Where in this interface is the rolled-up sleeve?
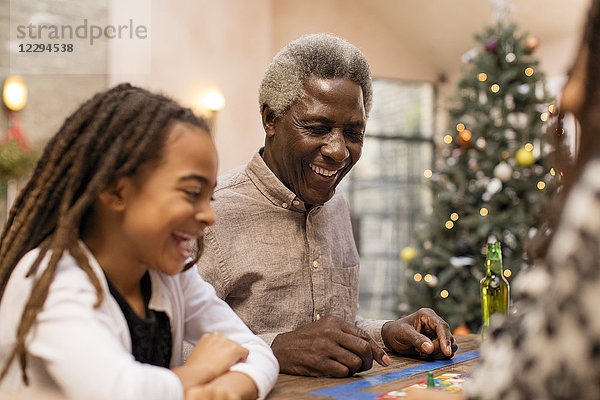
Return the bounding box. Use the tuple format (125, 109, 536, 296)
(181, 269, 279, 399)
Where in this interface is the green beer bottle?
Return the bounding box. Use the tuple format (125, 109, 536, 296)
(480, 241, 509, 338)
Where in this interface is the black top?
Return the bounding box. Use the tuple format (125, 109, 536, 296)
(106, 272, 172, 368)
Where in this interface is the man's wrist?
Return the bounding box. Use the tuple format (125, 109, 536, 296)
(381, 321, 394, 350)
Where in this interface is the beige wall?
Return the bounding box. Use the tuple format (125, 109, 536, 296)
(109, 0, 274, 173)
(270, 0, 440, 81)
(3, 0, 588, 174)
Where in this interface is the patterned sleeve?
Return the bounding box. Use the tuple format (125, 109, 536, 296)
(464, 160, 600, 400)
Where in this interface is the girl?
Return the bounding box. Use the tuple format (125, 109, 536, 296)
(0, 84, 278, 400)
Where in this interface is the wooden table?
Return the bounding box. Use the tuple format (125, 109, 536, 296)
(267, 334, 480, 399)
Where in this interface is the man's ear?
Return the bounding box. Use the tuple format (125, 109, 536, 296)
(97, 178, 129, 212)
(261, 105, 277, 138)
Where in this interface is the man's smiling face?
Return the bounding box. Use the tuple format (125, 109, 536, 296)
(263, 77, 366, 207)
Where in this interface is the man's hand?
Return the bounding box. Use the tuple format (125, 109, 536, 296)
(381, 308, 457, 360)
(271, 315, 390, 377)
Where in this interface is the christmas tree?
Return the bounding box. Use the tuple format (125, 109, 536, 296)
(403, 15, 564, 332)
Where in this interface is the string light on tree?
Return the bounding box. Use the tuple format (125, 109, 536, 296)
(424, 274, 438, 286)
(537, 181, 546, 190)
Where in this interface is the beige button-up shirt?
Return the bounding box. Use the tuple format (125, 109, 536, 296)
(197, 151, 388, 346)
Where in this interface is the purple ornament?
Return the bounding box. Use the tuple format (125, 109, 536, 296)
(485, 38, 498, 53)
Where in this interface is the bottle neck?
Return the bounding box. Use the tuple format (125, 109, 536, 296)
(486, 243, 503, 275)
(487, 258, 503, 275)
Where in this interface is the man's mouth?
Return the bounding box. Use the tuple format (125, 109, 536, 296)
(308, 162, 343, 178)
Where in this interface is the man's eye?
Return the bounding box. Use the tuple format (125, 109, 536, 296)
(306, 126, 329, 135)
(345, 130, 365, 141)
(346, 130, 364, 137)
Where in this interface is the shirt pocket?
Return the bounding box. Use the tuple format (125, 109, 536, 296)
(330, 264, 359, 323)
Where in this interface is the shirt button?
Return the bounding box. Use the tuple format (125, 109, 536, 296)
(292, 200, 300, 206)
(312, 260, 318, 269)
(282, 202, 288, 209)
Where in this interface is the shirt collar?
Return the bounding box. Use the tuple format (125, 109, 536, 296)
(246, 149, 308, 212)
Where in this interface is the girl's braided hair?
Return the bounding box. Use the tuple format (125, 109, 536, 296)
(0, 83, 209, 384)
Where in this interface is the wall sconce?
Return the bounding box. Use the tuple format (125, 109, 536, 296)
(3, 76, 28, 111)
(198, 89, 225, 132)
(2, 75, 30, 151)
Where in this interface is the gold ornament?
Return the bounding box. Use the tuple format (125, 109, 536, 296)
(401, 246, 418, 263)
(515, 147, 535, 167)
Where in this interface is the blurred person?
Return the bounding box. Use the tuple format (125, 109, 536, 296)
(405, 0, 600, 399)
(196, 33, 457, 378)
(0, 84, 278, 400)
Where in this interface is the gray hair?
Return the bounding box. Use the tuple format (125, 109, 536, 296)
(259, 33, 373, 119)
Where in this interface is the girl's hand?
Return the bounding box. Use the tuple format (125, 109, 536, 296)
(186, 332, 249, 379)
(173, 332, 249, 390)
(185, 385, 241, 400)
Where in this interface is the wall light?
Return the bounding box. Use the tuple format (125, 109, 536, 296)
(197, 89, 225, 132)
(3, 76, 28, 111)
(200, 90, 225, 112)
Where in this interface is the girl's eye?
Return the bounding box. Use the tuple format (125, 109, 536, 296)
(183, 189, 202, 199)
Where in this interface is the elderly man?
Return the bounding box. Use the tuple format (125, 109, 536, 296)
(197, 33, 457, 377)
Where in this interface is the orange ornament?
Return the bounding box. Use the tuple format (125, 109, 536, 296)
(452, 324, 471, 335)
(525, 36, 539, 52)
(456, 129, 473, 148)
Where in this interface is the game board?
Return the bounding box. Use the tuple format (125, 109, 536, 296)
(309, 350, 479, 400)
(376, 373, 469, 398)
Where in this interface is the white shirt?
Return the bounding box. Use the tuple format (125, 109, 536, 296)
(0, 244, 279, 400)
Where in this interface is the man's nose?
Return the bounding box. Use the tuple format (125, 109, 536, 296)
(321, 130, 349, 162)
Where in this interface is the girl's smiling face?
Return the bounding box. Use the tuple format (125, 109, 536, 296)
(115, 122, 218, 276)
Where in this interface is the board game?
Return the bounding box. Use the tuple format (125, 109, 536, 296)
(376, 373, 469, 398)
